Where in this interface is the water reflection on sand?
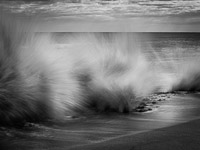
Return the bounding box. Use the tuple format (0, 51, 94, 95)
(1, 93, 200, 149)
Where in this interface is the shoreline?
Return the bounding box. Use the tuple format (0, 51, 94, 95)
(0, 92, 200, 150)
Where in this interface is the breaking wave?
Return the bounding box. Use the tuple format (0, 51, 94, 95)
(1, 13, 200, 125)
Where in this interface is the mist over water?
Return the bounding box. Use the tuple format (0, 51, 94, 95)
(142, 33, 200, 92)
(1, 15, 200, 125)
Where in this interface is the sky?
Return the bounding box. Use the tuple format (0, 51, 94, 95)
(1, 0, 200, 32)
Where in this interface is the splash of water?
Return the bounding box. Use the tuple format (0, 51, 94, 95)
(1, 14, 200, 126)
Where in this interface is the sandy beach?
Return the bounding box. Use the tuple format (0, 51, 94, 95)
(0, 93, 200, 150)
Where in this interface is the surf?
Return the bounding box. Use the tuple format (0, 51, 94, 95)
(1, 14, 200, 126)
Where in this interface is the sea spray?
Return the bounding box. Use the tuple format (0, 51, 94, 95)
(3, 14, 200, 126)
(0, 15, 160, 125)
(171, 57, 200, 91)
(150, 42, 200, 92)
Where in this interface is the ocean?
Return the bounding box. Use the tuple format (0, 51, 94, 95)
(1, 31, 200, 149)
(1, 0, 200, 149)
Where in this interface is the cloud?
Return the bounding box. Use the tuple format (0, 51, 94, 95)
(0, 0, 200, 19)
(1, 0, 200, 32)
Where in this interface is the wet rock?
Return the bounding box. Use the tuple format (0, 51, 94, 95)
(137, 106, 145, 109)
(142, 98, 150, 102)
(136, 109, 145, 112)
(152, 101, 157, 104)
(147, 108, 152, 111)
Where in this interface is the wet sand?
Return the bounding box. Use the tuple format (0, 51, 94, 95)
(0, 93, 200, 150)
(70, 118, 200, 150)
